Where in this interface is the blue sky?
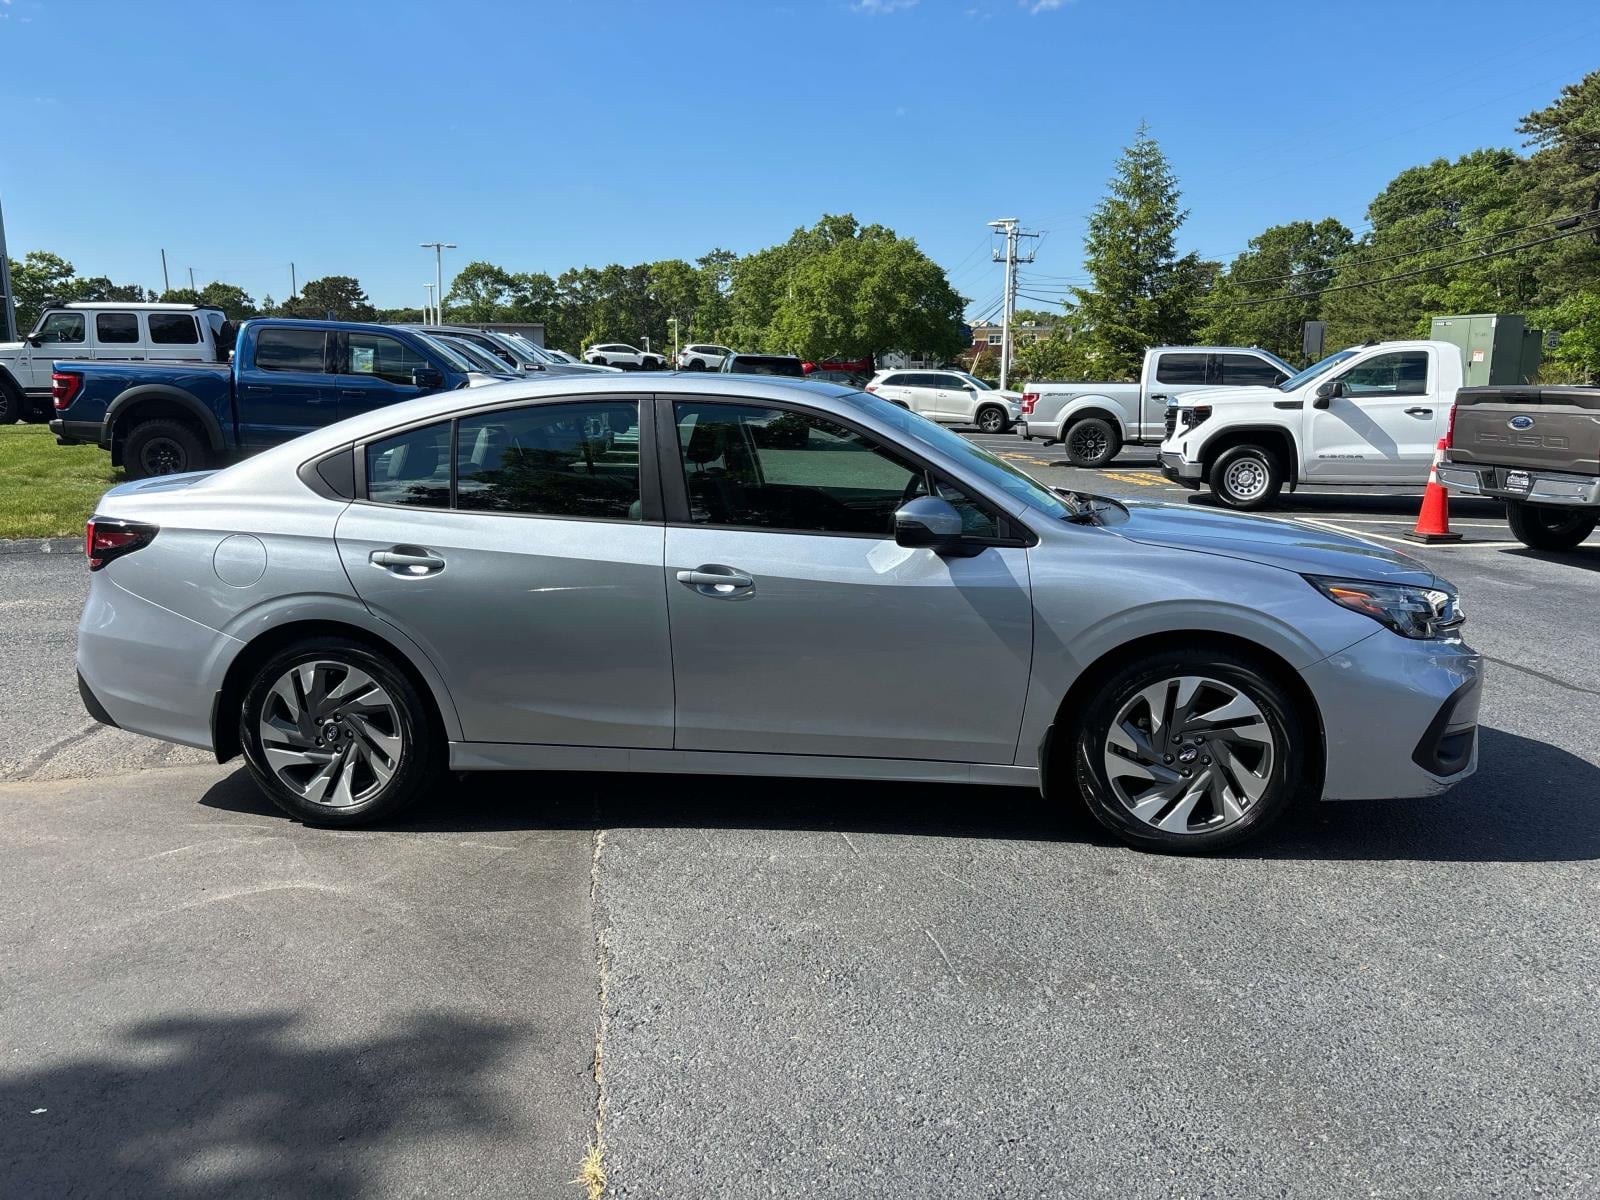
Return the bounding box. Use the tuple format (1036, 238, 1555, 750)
(2, 0, 1596, 320)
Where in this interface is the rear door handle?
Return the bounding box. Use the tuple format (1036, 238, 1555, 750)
(340, 388, 367, 399)
(676, 564, 754, 597)
(370, 546, 446, 576)
(1405, 407, 1433, 416)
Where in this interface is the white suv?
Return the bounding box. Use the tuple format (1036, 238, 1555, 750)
(865, 368, 1020, 433)
(584, 343, 663, 370)
(1, 302, 227, 423)
(677, 343, 732, 371)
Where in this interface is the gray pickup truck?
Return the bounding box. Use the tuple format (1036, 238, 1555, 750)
(1438, 384, 1600, 550)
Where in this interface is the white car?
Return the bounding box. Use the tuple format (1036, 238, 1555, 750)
(584, 343, 663, 370)
(864, 368, 1020, 434)
(676, 343, 732, 371)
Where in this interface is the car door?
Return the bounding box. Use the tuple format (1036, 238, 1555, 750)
(1305, 349, 1437, 481)
(235, 326, 340, 449)
(335, 398, 673, 747)
(91, 311, 143, 362)
(661, 395, 1033, 763)
(30, 311, 90, 390)
(336, 329, 438, 421)
(145, 311, 207, 363)
(1147, 352, 1209, 439)
(929, 373, 974, 422)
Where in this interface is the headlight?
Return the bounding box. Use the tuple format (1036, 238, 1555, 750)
(1179, 405, 1212, 430)
(1305, 575, 1463, 639)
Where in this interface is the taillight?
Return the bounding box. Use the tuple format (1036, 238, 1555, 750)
(1021, 390, 1038, 415)
(52, 370, 83, 411)
(864, 383, 877, 393)
(85, 518, 158, 570)
(1445, 402, 1457, 447)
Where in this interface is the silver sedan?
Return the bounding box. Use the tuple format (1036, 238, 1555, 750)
(75, 375, 1481, 852)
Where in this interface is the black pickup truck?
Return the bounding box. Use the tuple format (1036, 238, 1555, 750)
(1438, 385, 1600, 550)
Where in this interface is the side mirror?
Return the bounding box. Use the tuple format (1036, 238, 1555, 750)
(26, 337, 43, 348)
(412, 366, 444, 391)
(1312, 378, 1342, 408)
(894, 496, 982, 557)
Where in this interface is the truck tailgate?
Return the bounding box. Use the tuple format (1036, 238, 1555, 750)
(1450, 385, 1600, 476)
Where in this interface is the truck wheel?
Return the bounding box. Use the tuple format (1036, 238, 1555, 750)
(975, 404, 1009, 434)
(1211, 444, 1282, 510)
(124, 419, 209, 480)
(0, 375, 21, 425)
(1063, 417, 1121, 467)
(1505, 500, 1598, 551)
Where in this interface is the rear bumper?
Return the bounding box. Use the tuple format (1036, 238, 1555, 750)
(1300, 630, 1482, 802)
(1159, 450, 1203, 487)
(1437, 461, 1599, 507)
(50, 418, 103, 447)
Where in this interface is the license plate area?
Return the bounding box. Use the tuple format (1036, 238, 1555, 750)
(1503, 470, 1532, 493)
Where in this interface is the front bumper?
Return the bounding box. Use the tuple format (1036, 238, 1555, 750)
(1300, 630, 1482, 801)
(1437, 461, 1600, 508)
(1158, 449, 1203, 488)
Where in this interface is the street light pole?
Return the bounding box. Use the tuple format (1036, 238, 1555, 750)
(420, 241, 456, 325)
(424, 284, 435, 325)
(667, 316, 679, 362)
(0, 192, 16, 342)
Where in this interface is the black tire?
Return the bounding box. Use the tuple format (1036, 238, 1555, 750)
(0, 374, 21, 425)
(1069, 647, 1306, 854)
(123, 418, 209, 480)
(975, 404, 1009, 434)
(1210, 444, 1282, 510)
(688, 359, 705, 371)
(1063, 416, 1121, 468)
(1505, 500, 1598, 551)
(239, 637, 444, 827)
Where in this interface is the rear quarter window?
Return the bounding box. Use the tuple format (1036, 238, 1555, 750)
(148, 314, 200, 345)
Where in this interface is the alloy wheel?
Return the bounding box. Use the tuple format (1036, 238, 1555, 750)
(1101, 674, 1276, 835)
(141, 437, 187, 476)
(1069, 424, 1108, 462)
(258, 660, 403, 808)
(977, 408, 1005, 433)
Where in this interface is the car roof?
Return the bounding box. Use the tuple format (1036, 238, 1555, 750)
(49, 302, 221, 312)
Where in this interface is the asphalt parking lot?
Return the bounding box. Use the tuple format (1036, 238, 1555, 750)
(3, 436, 1598, 1198)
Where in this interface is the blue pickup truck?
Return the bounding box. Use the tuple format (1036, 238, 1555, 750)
(49, 318, 473, 478)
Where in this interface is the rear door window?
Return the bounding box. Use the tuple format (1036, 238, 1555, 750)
(1154, 353, 1207, 385)
(95, 313, 140, 344)
(365, 421, 453, 508)
(456, 402, 641, 520)
(148, 313, 200, 345)
(256, 328, 330, 373)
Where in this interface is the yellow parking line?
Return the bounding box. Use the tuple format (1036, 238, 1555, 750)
(1102, 471, 1163, 487)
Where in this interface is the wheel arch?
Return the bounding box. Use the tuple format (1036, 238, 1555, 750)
(211, 617, 459, 763)
(1057, 397, 1131, 438)
(1039, 630, 1325, 798)
(1198, 425, 1299, 484)
(107, 386, 228, 454)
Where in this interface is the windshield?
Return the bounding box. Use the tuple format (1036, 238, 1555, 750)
(956, 372, 993, 391)
(477, 331, 539, 366)
(415, 334, 478, 374)
(852, 394, 1073, 521)
(439, 337, 512, 374)
(507, 334, 558, 363)
(1279, 349, 1356, 392)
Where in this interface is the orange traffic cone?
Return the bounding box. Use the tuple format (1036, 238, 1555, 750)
(1406, 437, 1462, 543)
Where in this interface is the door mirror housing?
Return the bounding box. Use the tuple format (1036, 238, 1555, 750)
(894, 496, 983, 557)
(412, 366, 445, 391)
(1312, 377, 1343, 408)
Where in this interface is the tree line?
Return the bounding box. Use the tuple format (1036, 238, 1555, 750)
(1016, 68, 1600, 384)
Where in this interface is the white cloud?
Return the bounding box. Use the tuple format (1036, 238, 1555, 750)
(1026, 0, 1066, 12)
(853, 0, 918, 13)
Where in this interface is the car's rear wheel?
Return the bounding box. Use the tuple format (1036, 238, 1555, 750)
(688, 359, 705, 370)
(1210, 444, 1282, 510)
(124, 418, 208, 480)
(240, 638, 443, 826)
(1505, 500, 1598, 551)
(1064, 417, 1121, 467)
(1071, 648, 1305, 853)
(975, 404, 1009, 434)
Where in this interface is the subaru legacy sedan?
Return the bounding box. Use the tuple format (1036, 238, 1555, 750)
(74, 375, 1481, 853)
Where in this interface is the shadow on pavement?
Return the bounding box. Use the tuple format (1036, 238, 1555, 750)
(1184, 490, 1505, 519)
(199, 725, 1598, 864)
(0, 1012, 522, 1198)
(1502, 545, 1600, 571)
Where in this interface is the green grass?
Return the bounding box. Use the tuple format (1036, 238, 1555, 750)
(0, 424, 123, 539)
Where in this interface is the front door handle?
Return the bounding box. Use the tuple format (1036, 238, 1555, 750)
(676, 564, 754, 598)
(370, 546, 445, 576)
(340, 388, 367, 399)
(1405, 406, 1433, 416)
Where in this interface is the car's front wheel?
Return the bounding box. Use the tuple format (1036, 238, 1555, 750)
(240, 638, 443, 826)
(1070, 648, 1305, 853)
(1505, 500, 1598, 551)
(975, 404, 1009, 434)
(1210, 444, 1282, 510)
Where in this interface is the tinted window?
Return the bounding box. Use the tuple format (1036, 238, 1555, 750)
(1218, 354, 1287, 387)
(1342, 351, 1429, 398)
(148, 313, 200, 345)
(878, 374, 909, 387)
(95, 313, 139, 344)
(675, 401, 926, 536)
(37, 312, 85, 344)
(366, 422, 452, 508)
(1154, 353, 1208, 385)
(347, 332, 429, 385)
(457, 402, 641, 520)
(256, 328, 328, 373)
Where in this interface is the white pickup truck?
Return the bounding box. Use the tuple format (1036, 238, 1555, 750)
(1158, 339, 1466, 509)
(1018, 345, 1293, 467)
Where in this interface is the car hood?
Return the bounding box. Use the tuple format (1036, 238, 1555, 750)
(0, 341, 23, 357)
(1175, 385, 1285, 407)
(1108, 498, 1441, 586)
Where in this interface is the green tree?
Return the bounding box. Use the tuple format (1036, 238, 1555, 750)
(196, 282, 258, 319)
(280, 276, 376, 322)
(694, 249, 736, 343)
(445, 261, 517, 322)
(1533, 287, 1600, 382)
(1201, 219, 1353, 363)
(8, 251, 80, 331)
(1069, 125, 1205, 379)
(1517, 68, 1600, 302)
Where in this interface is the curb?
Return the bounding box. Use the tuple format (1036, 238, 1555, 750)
(0, 537, 80, 556)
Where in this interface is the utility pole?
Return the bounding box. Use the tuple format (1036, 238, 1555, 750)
(667, 316, 679, 362)
(988, 217, 1038, 391)
(0, 192, 15, 342)
(160, 248, 171, 296)
(420, 241, 456, 324)
(289, 262, 297, 301)
(424, 284, 435, 325)
(188, 267, 196, 293)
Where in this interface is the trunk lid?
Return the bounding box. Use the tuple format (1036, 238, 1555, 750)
(1450, 385, 1600, 476)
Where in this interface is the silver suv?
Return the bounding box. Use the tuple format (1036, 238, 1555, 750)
(74, 375, 1480, 853)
